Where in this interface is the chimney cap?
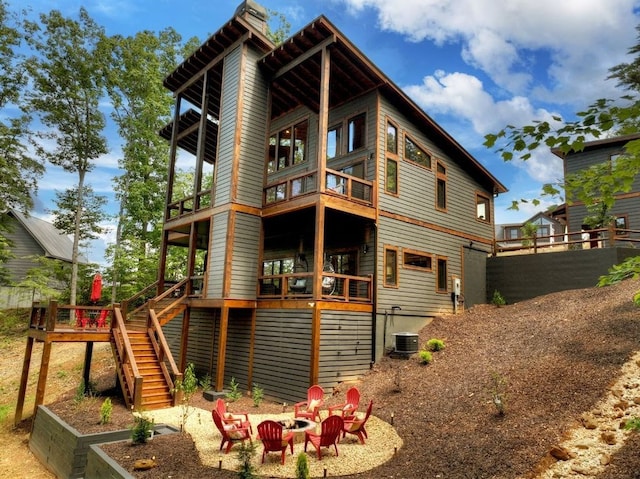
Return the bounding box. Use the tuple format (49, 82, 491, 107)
(234, 0, 268, 22)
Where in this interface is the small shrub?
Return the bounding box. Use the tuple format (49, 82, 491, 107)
(199, 373, 212, 390)
(0, 404, 10, 423)
(252, 384, 264, 407)
(131, 415, 154, 444)
(488, 372, 507, 416)
(425, 338, 445, 352)
(418, 350, 433, 365)
(225, 377, 242, 402)
(295, 452, 310, 479)
(100, 397, 112, 425)
(74, 379, 96, 403)
(237, 440, 258, 479)
(624, 417, 640, 431)
(491, 290, 506, 307)
(173, 363, 199, 432)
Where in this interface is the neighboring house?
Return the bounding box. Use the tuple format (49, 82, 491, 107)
(154, 0, 507, 402)
(0, 209, 77, 308)
(496, 211, 566, 249)
(552, 133, 640, 243)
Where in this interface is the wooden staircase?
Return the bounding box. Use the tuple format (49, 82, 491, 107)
(111, 280, 187, 411)
(126, 331, 173, 409)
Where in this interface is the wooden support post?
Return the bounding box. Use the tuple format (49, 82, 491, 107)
(14, 336, 34, 425)
(33, 340, 53, 418)
(215, 306, 229, 391)
(310, 303, 321, 386)
(83, 342, 94, 393)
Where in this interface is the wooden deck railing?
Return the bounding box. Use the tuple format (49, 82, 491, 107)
(27, 300, 114, 331)
(494, 225, 640, 255)
(258, 272, 372, 302)
(166, 189, 212, 221)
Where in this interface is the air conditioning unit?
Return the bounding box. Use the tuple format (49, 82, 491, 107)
(393, 332, 419, 355)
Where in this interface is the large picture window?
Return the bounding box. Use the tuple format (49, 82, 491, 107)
(268, 119, 308, 173)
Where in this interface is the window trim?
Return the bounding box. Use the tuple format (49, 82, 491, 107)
(436, 255, 448, 293)
(403, 133, 432, 170)
(347, 112, 367, 153)
(475, 192, 491, 223)
(386, 119, 399, 155)
(402, 248, 433, 272)
(615, 214, 629, 236)
(383, 246, 399, 288)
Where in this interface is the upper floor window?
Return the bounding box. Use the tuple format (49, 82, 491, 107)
(476, 193, 490, 222)
(268, 119, 308, 173)
(387, 122, 397, 154)
(404, 135, 431, 169)
(327, 124, 342, 160)
(385, 158, 398, 195)
(348, 112, 366, 152)
(436, 161, 447, 210)
(615, 215, 629, 235)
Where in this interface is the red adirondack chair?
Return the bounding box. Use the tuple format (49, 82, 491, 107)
(96, 309, 109, 328)
(328, 386, 360, 419)
(257, 420, 294, 464)
(215, 398, 252, 433)
(304, 415, 343, 460)
(342, 400, 373, 444)
(294, 384, 324, 422)
(75, 310, 87, 328)
(212, 409, 251, 453)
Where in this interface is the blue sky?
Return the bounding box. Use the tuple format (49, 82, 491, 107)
(11, 0, 640, 264)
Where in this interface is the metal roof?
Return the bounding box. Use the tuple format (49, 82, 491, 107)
(10, 209, 85, 263)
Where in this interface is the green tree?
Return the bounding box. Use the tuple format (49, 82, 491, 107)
(520, 222, 537, 248)
(0, 2, 43, 280)
(266, 9, 290, 45)
(100, 29, 186, 301)
(23, 8, 108, 307)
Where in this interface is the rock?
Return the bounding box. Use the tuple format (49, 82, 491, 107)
(633, 397, 640, 405)
(571, 465, 593, 475)
(581, 415, 598, 429)
(550, 445, 574, 461)
(601, 454, 612, 466)
(613, 399, 629, 410)
(134, 458, 157, 470)
(600, 432, 617, 445)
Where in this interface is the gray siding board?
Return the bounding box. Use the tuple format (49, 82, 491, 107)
(215, 46, 242, 206)
(237, 46, 269, 206)
(207, 212, 229, 297)
(4, 217, 46, 283)
(230, 213, 261, 298)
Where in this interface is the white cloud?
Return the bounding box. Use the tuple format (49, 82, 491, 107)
(340, 0, 640, 104)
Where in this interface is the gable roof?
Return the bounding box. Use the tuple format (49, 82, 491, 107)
(9, 210, 81, 263)
(551, 133, 640, 158)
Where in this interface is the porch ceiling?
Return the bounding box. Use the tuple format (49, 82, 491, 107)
(259, 16, 384, 119)
(159, 109, 218, 164)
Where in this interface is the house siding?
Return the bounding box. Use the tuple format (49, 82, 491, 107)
(252, 308, 313, 403)
(236, 45, 269, 207)
(207, 212, 229, 298)
(3, 216, 46, 283)
(230, 212, 261, 298)
(214, 45, 241, 206)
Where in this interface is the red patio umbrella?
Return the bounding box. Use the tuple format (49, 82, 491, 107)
(90, 273, 103, 303)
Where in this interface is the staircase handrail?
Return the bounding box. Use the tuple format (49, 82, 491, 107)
(112, 307, 143, 410)
(148, 309, 183, 406)
(151, 279, 189, 325)
(121, 281, 159, 320)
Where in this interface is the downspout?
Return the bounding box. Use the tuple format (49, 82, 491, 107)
(370, 222, 378, 365)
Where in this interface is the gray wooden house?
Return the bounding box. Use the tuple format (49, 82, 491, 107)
(137, 0, 507, 404)
(0, 209, 77, 309)
(552, 133, 640, 243)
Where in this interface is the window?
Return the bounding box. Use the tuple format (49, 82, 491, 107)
(385, 158, 398, 194)
(267, 119, 308, 173)
(387, 122, 397, 154)
(436, 161, 446, 210)
(476, 193, 490, 222)
(505, 227, 519, 240)
(348, 113, 366, 152)
(384, 247, 398, 287)
(262, 258, 294, 292)
(403, 250, 432, 271)
(615, 215, 628, 235)
(327, 124, 342, 159)
(404, 135, 431, 168)
(436, 257, 447, 292)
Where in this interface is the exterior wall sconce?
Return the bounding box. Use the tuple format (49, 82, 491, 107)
(362, 244, 368, 254)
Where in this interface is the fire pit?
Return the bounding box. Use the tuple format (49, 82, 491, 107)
(277, 418, 315, 433)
